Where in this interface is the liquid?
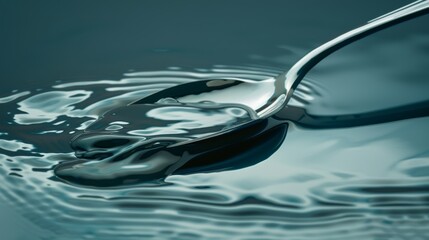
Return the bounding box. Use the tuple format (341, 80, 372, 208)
(1, 64, 429, 239)
(55, 101, 260, 187)
(1, 1, 429, 239)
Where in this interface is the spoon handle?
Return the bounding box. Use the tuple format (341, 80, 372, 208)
(272, 0, 429, 117)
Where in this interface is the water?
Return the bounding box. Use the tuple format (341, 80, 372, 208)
(1, 1, 429, 239)
(55, 100, 259, 187)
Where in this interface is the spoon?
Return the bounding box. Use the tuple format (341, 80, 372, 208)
(54, 1, 429, 187)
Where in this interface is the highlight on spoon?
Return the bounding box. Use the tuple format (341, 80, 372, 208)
(262, 0, 429, 119)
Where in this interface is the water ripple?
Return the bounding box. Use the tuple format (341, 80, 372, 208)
(0, 65, 428, 239)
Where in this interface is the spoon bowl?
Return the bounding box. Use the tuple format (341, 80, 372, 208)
(132, 77, 282, 118)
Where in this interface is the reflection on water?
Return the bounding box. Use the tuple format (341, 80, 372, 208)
(305, 10, 429, 116)
(1, 63, 429, 239)
(55, 101, 259, 187)
(1, 2, 429, 240)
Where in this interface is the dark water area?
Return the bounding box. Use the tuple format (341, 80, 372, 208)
(1, 1, 429, 239)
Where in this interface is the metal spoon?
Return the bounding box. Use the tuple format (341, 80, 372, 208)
(55, 1, 429, 186)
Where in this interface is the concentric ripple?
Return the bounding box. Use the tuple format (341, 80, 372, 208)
(1, 65, 429, 239)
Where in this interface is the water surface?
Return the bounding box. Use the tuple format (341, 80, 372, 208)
(1, 1, 429, 239)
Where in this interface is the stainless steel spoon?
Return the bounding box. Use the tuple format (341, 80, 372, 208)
(54, 1, 429, 187)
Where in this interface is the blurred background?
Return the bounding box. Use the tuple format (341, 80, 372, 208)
(1, 0, 421, 93)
